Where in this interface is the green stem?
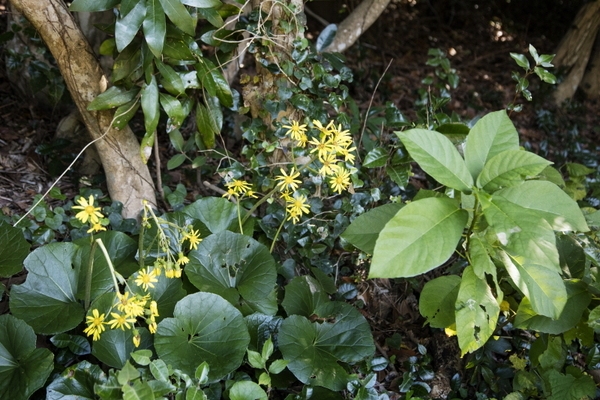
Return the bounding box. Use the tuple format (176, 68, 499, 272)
(84, 239, 98, 311)
(96, 238, 122, 292)
(270, 211, 288, 253)
(237, 200, 244, 234)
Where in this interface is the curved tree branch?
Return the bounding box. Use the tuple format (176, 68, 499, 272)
(9, 0, 156, 218)
(323, 0, 391, 53)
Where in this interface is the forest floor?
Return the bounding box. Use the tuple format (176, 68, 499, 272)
(0, 0, 599, 398)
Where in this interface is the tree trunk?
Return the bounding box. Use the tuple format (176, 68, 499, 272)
(323, 0, 391, 53)
(553, 1, 600, 104)
(9, 0, 156, 219)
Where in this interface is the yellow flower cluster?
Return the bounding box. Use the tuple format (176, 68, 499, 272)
(72, 195, 108, 233)
(223, 179, 257, 200)
(84, 290, 159, 345)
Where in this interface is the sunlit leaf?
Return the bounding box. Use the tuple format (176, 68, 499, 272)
(159, 0, 196, 36)
(477, 149, 552, 191)
(341, 203, 403, 254)
(419, 275, 461, 329)
(115, 1, 146, 51)
(143, 0, 166, 57)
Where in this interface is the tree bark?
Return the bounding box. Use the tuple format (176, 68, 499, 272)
(9, 0, 156, 219)
(323, 0, 391, 53)
(553, 1, 600, 104)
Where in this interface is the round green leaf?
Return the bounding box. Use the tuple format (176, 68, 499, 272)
(278, 302, 375, 391)
(0, 220, 29, 277)
(0, 315, 54, 399)
(281, 276, 329, 318)
(46, 361, 105, 400)
(229, 381, 267, 400)
(10, 242, 85, 334)
(186, 231, 277, 315)
(183, 197, 238, 234)
(154, 292, 250, 380)
(370, 197, 468, 278)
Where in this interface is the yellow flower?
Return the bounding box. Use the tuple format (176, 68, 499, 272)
(296, 132, 308, 148)
(312, 120, 334, 136)
(133, 332, 141, 348)
(275, 167, 302, 192)
(83, 309, 106, 341)
(500, 300, 510, 312)
(318, 153, 340, 177)
(183, 228, 202, 250)
(444, 323, 457, 337)
(329, 168, 351, 194)
(148, 319, 157, 334)
(283, 120, 307, 141)
(149, 300, 159, 317)
(107, 312, 136, 331)
(286, 194, 310, 224)
(308, 135, 335, 161)
(72, 195, 104, 224)
(135, 268, 158, 291)
(226, 179, 252, 195)
(222, 187, 237, 199)
(165, 268, 181, 278)
(176, 252, 189, 266)
(339, 145, 357, 164)
(116, 292, 146, 318)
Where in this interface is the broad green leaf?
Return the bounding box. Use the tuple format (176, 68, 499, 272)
(186, 231, 278, 315)
(534, 67, 556, 84)
(363, 147, 388, 168)
(340, 203, 403, 254)
(70, 0, 119, 11)
(159, 0, 196, 36)
(183, 197, 238, 233)
(557, 234, 586, 279)
(467, 232, 496, 279)
(186, 387, 208, 400)
(279, 302, 375, 391)
(386, 163, 410, 188)
(129, 271, 186, 321)
(181, 0, 221, 7)
(160, 93, 186, 128)
(140, 131, 155, 164)
(316, 24, 337, 53)
(115, 1, 147, 51)
(197, 7, 223, 27)
(156, 60, 185, 96)
(141, 76, 160, 135)
(418, 275, 461, 329)
(397, 129, 473, 192)
(281, 276, 329, 317)
(46, 361, 104, 400)
(10, 243, 84, 334)
(112, 44, 142, 82)
(123, 380, 155, 400)
(480, 195, 560, 271)
(0, 315, 54, 399)
(229, 381, 267, 400)
(515, 280, 591, 334)
(112, 99, 141, 130)
(495, 180, 589, 232)
(245, 314, 283, 352)
(370, 197, 468, 278)
(455, 266, 500, 355)
(499, 251, 567, 319)
(0, 220, 29, 277)
(196, 60, 217, 97)
(143, 0, 167, 57)
(464, 110, 519, 179)
(150, 359, 169, 381)
(546, 369, 596, 400)
(510, 53, 530, 69)
(87, 86, 140, 111)
(476, 149, 552, 191)
(211, 68, 233, 108)
(50, 334, 91, 355)
(196, 103, 217, 148)
(167, 154, 186, 170)
(155, 292, 250, 380)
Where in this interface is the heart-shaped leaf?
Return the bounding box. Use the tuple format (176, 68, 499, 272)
(154, 292, 250, 380)
(46, 361, 105, 400)
(0, 220, 29, 277)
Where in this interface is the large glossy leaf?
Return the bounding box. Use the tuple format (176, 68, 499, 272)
(397, 129, 473, 192)
(494, 180, 589, 232)
(281, 276, 329, 317)
(0, 315, 54, 399)
(143, 0, 166, 57)
(160, 93, 186, 128)
(370, 197, 468, 278)
(183, 197, 238, 233)
(112, 44, 142, 82)
(340, 203, 403, 254)
(515, 280, 591, 334)
(500, 251, 567, 319)
(141, 75, 160, 137)
(129, 272, 186, 321)
(115, 1, 147, 51)
(0, 220, 29, 277)
(419, 275, 461, 329)
(156, 59, 185, 96)
(70, 0, 119, 11)
(186, 231, 277, 315)
(181, 0, 222, 7)
(229, 381, 267, 400)
(455, 266, 500, 355)
(467, 232, 496, 279)
(155, 292, 250, 380)
(10, 243, 84, 334)
(46, 361, 105, 400)
(464, 110, 519, 179)
(476, 149, 552, 191)
(279, 302, 375, 391)
(159, 0, 196, 36)
(87, 86, 140, 111)
(545, 369, 596, 400)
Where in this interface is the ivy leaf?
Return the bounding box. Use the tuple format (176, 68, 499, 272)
(455, 266, 500, 355)
(10, 243, 84, 334)
(281, 276, 329, 317)
(115, 1, 146, 52)
(477, 149, 552, 191)
(515, 280, 591, 334)
(370, 197, 468, 278)
(279, 302, 375, 391)
(0, 315, 54, 399)
(341, 203, 403, 254)
(464, 110, 520, 179)
(397, 129, 473, 192)
(154, 292, 250, 380)
(143, 0, 166, 57)
(46, 361, 105, 400)
(186, 231, 278, 316)
(0, 220, 29, 277)
(494, 180, 589, 232)
(419, 275, 461, 329)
